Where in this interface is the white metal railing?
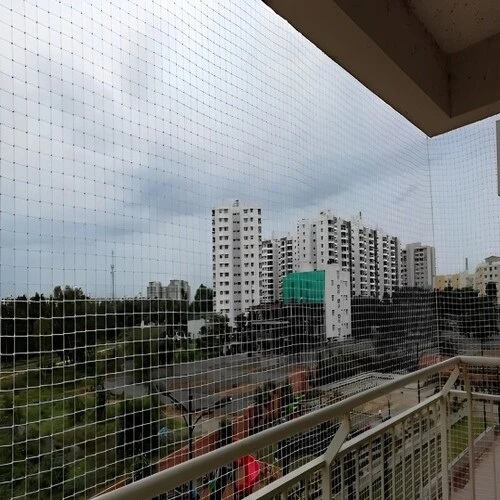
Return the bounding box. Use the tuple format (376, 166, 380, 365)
(98, 356, 500, 500)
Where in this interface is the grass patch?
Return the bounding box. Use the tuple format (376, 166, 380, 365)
(449, 417, 485, 459)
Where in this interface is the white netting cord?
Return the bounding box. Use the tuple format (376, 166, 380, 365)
(0, 0, 499, 499)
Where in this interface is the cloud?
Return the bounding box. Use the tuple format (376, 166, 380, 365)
(0, 0, 498, 298)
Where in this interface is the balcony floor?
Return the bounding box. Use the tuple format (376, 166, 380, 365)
(452, 431, 500, 500)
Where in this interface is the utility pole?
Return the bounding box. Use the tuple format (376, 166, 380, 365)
(111, 250, 116, 301)
(153, 387, 232, 498)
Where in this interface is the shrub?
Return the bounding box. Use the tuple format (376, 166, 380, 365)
(0, 393, 14, 427)
(0, 377, 14, 391)
(66, 396, 87, 426)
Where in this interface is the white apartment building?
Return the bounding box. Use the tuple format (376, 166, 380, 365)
(147, 280, 190, 300)
(403, 243, 436, 289)
(475, 256, 500, 303)
(163, 280, 190, 301)
(401, 248, 408, 286)
(295, 211, 400, 298)
(278, 236, 294, 298)
(350, 218, 376, 297)
(295, 211, 351, 272)
(324, 264, 351, 339)
(212, 200, 261, 325)
(261, 236, 294, 303)
(261, 239, 278, 303)
(146, 281, 162, 299)
(377, 232, 400, 296)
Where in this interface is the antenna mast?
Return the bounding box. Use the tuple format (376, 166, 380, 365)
(111, 250, 116, 300)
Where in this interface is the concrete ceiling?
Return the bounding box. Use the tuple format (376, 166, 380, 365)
(408, 0, 500, 54)
(263, 0, 500, 136)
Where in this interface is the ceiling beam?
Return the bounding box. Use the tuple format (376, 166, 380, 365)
(263, 0, 500, 136)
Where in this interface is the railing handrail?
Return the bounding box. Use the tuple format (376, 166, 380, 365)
(97, 356, 499, 500)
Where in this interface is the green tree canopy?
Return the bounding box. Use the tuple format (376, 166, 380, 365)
(190, 284, 213, 313)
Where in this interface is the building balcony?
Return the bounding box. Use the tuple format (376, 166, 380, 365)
(98, 356, 500, 500)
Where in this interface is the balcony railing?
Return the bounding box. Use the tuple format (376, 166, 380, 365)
(99, 356, 500, 500)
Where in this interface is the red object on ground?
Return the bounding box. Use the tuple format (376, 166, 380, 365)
(236, 455, 260, 493)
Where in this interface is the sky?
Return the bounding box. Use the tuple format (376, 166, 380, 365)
(0, 0, 499, 298)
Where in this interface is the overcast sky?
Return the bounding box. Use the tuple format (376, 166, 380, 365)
(0, 0, 499, 298)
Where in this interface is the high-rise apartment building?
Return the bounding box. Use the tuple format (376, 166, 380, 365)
(403, 243, 436, 289)
(282, 263, 351, 340)
(147, 281, 162, 299)
(147, 280, 190, 300)
(295, 211, 400, 298)
(324, 264, 352, 339)
(212, 200, 261, 325)
(295, 211, 351, 272)
(377, 232, 400, 296)
(401, 248, 408, 286)
(163, 280, 190, 301)
(261, 236, 294, 303)
(350, 217, 377, 297)
(261, 239, 278, 303)
(278, 236, 295, 298)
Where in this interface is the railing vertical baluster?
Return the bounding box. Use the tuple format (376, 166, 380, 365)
(448, 400, 454, 495)
(411, 413, 416, 497)
(402, 418, 407, 499)
(418, 411, 423, 498)
(490, 401, 497, 500)
(391, 426, 396, 500)
(368, 439, 373, 500)
(304, 476, 309, 499)
(355, 448, 360, 500)
(464, 365, 476, 500)
(340, 455, 345, 500)
(430, 405, 435, 497)
(322, 415, 351, 500)
(321, 455, 332, 499)
(440, 394, 449, 500)
(381, 431, 386, 500)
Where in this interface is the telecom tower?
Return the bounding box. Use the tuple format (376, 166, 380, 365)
(110, 250, 115, 300)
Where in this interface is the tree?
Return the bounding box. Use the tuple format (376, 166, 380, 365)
(125, 329, 169, 382)
(486, 282, 498, 299)
(196, 315, 229, 356)
(66, 396, 86, 426)
(96, 381, 107, 422)
(190, 285, 213, 313)
(234, 313, 246, 332)
(117, 397, 160, 458)
(26, 449, 67, 494)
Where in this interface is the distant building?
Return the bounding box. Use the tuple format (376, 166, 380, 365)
(261, 239, 278, 304)
(475, 256, 500, 303)
(260, 235, 294, 303)
(146, 279, 190, 300)
(324, 265, 351, 340)
(283, 264, 351, 340)
(164, 280, 190, 301)
(400, 249, 408, 286)
(247, 302, 324, 350)
(402, 243, 436, 289)
(147, 281, 162, 299)
(350, 215, 400, 298)
(294, 211, 400, 298)
(294, 210, 351, 273)
(435, 272, 474, 290)
(212, 200, 262, 326)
